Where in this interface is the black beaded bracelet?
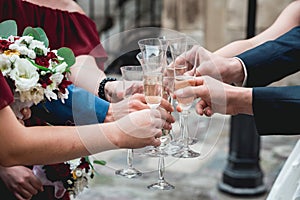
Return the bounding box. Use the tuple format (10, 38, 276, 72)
(98, 77, 117, 101)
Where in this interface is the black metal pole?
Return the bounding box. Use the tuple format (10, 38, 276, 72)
(218, 0, 267, 196)
(246, 0, 257, 39)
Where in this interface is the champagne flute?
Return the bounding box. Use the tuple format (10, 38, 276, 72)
(158, 36, 183, 155)
(170, 38, 201, 158)
(143, 72, 163, 109)
(143, 70, 175, 191)
(138, 38, 175, 190)
(138, 38, 168, 157)
(115, 65, 143, 178)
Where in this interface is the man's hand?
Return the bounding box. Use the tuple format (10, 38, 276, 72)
(173, 76, 253, 116)
(174, 46, 245, 85)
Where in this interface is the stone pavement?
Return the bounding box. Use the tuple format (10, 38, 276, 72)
(73, 110, 300, 200)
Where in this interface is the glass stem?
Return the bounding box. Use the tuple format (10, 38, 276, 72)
(158, 157, 165, 181)
(179, 113, 184, 140)
(182, 111, 189, 150)
(127, 149, 134, 168)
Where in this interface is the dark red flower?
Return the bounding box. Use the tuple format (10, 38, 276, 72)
(35, 56, 50, 68)
(44, 163, 71, 181)
(39, 73, 53, 88)
(58, 78, 72, 93)
(0, 39, 12, 52)
(78, 157, 90, 171)
(47, 51, 58, 62)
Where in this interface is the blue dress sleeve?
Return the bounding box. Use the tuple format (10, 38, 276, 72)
(38, 84, 110, 125)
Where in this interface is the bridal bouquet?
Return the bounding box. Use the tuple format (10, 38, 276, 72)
(0, 20, 106, 200)
(0, 20, 74, 118)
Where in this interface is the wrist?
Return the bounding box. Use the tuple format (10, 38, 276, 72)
(98, 77, 117, 101)
(233, 87, 253, 115)
(104, 104, 114, 123)
(102, 122, 122, 148)
(229, 57, 246, 86)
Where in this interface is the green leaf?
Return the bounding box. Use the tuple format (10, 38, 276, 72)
(34, 27, 49, 47)
(22, 27, 49, 47)
(93, 160, 107, 166)
(57, 47, 75, 67)
(22, 27, 41, 40)
(0, 20, 17, 38)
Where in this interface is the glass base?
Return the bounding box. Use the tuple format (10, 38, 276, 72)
(164, 143, 183, 155)
(144, 147, 169, 157)
(172, 148, 200, 158)
(147, 180, 175, 190)
(172, 137, 198, 146)
(115, 167, 142, 179)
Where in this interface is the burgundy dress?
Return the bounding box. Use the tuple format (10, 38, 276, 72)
(0, 0, 107, 69)
(0, 1, 107, 199)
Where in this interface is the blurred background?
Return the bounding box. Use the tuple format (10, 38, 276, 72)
(76, 0, 299, 86)
(73, 1, 300, 199)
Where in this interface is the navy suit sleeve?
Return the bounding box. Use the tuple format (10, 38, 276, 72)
(33, 84, 110, 125)
(253, 86, 300, 135)
(237, 26, 300, 87)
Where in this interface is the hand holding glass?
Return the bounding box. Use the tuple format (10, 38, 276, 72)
(115, 65, 143, 178)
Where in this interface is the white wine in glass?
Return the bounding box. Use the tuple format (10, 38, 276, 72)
(174, 75, 195, 111)
(143, 72, 163, 109)
(173, 75, 200, 158)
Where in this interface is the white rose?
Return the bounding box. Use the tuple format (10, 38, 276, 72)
(9, 54, 18, 63)
(0, 54, 12, 76)
(9, 58, 39, 91)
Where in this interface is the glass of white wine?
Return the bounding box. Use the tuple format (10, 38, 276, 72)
(143, 72, 163, 109)
(138, 37, 175, 190)
(115, 65, 143, 179)
(138, 38, 170, 157)
(143, 67, 175, 191)
(170, 37, 201, 158)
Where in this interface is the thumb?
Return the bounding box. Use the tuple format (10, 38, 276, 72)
(174, 86, 199, 99)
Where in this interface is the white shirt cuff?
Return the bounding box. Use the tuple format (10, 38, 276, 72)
(233, 57, 247, 87)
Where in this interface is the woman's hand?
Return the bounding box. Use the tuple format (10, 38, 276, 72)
(17, 107, 31, 125)
(110, 109, 171, 148)
(105, 93, 175, 128)
(0, 166, 43, 200)
(105, 80, 144, 103)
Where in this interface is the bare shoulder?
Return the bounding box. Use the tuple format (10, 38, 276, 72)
(22, 0, 86, 15)
(66, 0, 86, 14)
